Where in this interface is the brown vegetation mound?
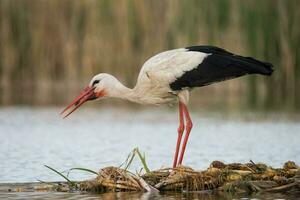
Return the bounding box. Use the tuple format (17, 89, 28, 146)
(80, 161, 300, 194)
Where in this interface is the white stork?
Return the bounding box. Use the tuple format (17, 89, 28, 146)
(61, 46, 273, 168)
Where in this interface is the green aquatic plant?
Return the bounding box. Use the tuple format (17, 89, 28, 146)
(136, 148, 150, 173)
(44, 165, 77, 188)
(68, 167, 98, 176)
(45, 148, 149, 187)
(123, 148, 150, 173)
(44, 165, 99, 191)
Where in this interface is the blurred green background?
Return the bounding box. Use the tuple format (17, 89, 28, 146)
(0, 0, 299, 112)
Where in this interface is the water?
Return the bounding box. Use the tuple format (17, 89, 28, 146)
(1, 191, 300, 200)
(0, 107, 299, 199)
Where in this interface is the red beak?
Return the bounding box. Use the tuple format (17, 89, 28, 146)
(60, 86, 97, 118)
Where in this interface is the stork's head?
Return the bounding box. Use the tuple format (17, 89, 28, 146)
(61, 73, 117, 118)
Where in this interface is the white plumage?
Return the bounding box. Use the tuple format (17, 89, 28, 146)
(89, 48, 209, 105)
(135, 48, 209, 104)
(61, 45, 273, 167)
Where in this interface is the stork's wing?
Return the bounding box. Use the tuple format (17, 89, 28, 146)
(138, 48, 209, 87)
(170, 46, 273, 90)
(139, 46, 273, 91)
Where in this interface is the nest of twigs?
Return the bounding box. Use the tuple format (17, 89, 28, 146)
(80, 160, 300, 194)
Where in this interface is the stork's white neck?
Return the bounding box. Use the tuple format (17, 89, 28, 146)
(106, 79, 140, 103)
(100, 74, 175, 105)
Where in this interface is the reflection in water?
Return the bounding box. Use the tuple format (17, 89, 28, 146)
(0, 191, 298, 200)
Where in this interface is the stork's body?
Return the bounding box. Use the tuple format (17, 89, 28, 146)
(61, 46, 273, 167)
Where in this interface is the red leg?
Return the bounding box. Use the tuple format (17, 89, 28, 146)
(173, 102, 185, 168)
(178, 104, 193, 166)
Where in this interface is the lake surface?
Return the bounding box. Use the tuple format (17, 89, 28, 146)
(0, 107, 299, 199)
(1, 191, 300, 200)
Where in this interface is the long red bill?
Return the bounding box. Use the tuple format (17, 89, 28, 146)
(60, 86, 96, 118)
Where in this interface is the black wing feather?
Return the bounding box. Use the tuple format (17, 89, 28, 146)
(170, 46, 273, 90)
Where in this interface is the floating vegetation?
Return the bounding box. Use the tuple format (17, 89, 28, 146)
(2, 149, 299, 195)
(47, 149, 300, 194)
(80, 160, 299, 194)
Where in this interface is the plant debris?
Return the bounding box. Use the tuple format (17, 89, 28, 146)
(1, 160, 299, 195)
(79, 160, 300, 194)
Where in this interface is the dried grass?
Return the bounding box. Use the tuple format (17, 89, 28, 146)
(80, 161, 300, 194)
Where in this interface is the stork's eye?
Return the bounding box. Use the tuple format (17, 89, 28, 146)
(92, 80, 100, 86)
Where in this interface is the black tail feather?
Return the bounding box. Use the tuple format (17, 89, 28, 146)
(186, 45, 274, 76)
(170, 46, 274, 90)
(233, 55, 274, 76)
